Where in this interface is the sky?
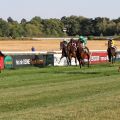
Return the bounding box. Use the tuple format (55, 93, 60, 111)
(0, 0, 120, 22)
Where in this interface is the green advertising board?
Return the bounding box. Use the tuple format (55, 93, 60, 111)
(45, 54, 54, 66)
(4, 56, 13, 69)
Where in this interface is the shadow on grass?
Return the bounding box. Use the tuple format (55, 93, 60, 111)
(53, 70, 100, 75)
(67, 71, 100, 75)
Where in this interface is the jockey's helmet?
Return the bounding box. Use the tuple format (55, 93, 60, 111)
(79, 36, 84, 40)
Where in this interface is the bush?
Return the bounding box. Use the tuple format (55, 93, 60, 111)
(88, 35, 94, 40)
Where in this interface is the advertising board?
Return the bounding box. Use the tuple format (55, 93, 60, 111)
(90, 51, 108, 64)
(54, 54, 79, 66)
(44, 54, 54, 66)
(12, 55, 32, 68)
(12, 54, 45, 68)
(4, 55, 13, 69)
(0, 56, 4, 69)
(53, 51, 113, 66)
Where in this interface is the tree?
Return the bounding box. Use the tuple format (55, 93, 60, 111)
(0, 18, 10, 37)
(9, 22, 25, 38)
(61, 16, 80, 36)
(0, 16, 120, 38)
(7, 17, 14, 23)
(116, 22, 120, 35)
(29, 16, 43, 36)
(92, 17, 110, 36)
(80, 18, 94, 36)
(106, 21, 116, 35)
(21, 18, 27, 24)
(25, 23, 40, 37)
(42, 19, 64, 37)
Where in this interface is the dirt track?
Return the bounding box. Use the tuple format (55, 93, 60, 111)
(0, 39, 120, 51)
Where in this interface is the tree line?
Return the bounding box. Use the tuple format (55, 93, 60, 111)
(0, 16, 120, 39)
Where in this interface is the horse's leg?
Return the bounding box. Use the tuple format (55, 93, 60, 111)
(81, 54, 85, 66)
(77, 57, 82, 68)
(113, 56, 116, 64)
(112, 56, 114, 64)
(80, 59, 84, 67)
(114, 53, 117, 63)
(108, 54, 111, 62)
(69, 57, 71, 66)
(111, 53, 115, 64)
(87, 54, 90, 67)
(68, 54, 72, 66)
(58, 55, 63, 64)
(75, 57, 77, 66)
(79, 59, 82, 68)
(107, 49, 111, 62)
(66, 57, 69, 66)
(88, 57, 90, 67)
(67, 55, 70, 66)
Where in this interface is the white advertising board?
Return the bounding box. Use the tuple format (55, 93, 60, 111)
(54, 54, 79, 66)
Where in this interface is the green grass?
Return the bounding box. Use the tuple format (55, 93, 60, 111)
(0, 63, 120, 120)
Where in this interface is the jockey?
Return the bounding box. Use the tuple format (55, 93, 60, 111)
(79, 36, 87, 48)
(111, 39, 115, 47)
(108, 38, 116, 50)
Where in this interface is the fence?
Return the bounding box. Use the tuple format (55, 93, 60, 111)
(1, 50, 120, 69)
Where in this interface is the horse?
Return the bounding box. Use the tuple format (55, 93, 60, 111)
(76, 41, 90, 68)
(58, 41, 69, 65)
(107, 47, 117, 64)
(67, 39, 78, 66)
(107, 40, 117, 64)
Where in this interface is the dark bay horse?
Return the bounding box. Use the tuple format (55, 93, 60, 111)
(107, 47, 117, 64)
(67, 39, 78, 66)
(76, 41, 90, 68)
(107, 40, 117, 64)
(58, 41, 69, 65)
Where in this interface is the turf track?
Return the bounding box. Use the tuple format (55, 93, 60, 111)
(0, 63, 120, 120)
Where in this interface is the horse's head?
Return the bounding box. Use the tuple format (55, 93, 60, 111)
(60, 41, 63, 50)
(60, 41, 68, 50)
(77, 41, 83, 49)
(70, 38, 74, 43)
(107, 39, 114, 48)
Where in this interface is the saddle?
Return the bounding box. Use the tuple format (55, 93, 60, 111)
(107, 46, 117, 52)
(112, 46, 117, 51)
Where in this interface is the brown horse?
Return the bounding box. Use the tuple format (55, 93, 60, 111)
(67, 39, 77, 66)
(107, 40, 117, 64)
(107, 47, 117, 64)
(76, 41, 90, 68)
(58, 41, 69, 65)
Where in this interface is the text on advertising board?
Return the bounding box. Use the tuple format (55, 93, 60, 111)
(16, 59, 30, 65)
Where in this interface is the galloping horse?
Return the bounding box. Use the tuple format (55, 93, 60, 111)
(58, 41, 69, 65)
(76, 41, 90, 68)
(67, 39, 77, 66)
(107, 39, 117, 64)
